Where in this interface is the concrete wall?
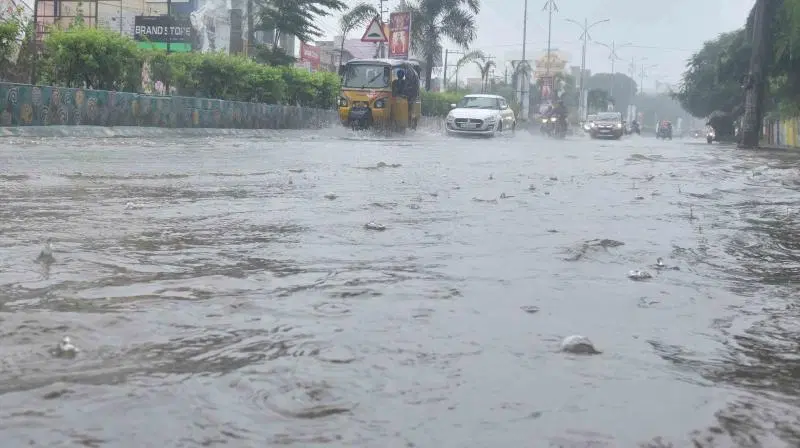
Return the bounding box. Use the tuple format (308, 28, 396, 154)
(0, 82, 337, 129)
(762, 118, 800, 148)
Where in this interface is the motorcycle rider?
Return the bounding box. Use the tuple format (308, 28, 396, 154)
(631, 119, 641, 134)
(552, 99, 568, 134)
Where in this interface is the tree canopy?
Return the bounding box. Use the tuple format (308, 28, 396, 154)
(256, 0, 347, 45)
(402, 0, 480, 91)
(584, 73, 637, 114)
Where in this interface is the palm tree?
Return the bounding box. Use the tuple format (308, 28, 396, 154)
(338, 3, 380, 69)
(402, 0, 480, 91)
(256, 0, 348, 46)
(457, 50, 495, 93)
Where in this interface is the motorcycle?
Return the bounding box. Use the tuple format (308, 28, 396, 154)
(706, 128, 716, 144)
(540, 115, 557, 136)
(630, 122, 641, 135)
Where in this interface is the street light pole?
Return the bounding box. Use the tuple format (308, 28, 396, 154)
(595, 40, 632, 98)
(566, 17, 609, 121)
(520, 0, 529, 120)
(542, 0, 558, 76)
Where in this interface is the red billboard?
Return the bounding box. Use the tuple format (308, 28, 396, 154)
(300, 42, 321, 69)
(388, 12, 411, 59)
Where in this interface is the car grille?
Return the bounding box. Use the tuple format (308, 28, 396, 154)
(454, 118, 484, 129)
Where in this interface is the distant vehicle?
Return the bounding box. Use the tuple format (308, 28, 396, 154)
(589, 112, 624, 140)
(706, 126, 716, 144)
(445, 94, 516, 137)
(656, 120, 673, 140)
(690, 129, 703, 138)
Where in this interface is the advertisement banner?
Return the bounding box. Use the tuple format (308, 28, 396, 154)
(388, 12, 411, 59)
(134, 16, 193, 52)
(300, 42, 320, 70)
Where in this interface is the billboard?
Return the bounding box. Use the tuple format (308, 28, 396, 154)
(388, 12, 411, 59)
(134, 16, 193, 52)
(300, 42, 320, 69)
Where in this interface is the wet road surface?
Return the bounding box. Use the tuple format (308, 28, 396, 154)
(1, 128, 799, 447)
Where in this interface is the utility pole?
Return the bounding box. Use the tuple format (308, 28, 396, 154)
(595, 40, 630, 98)
(443, 49, 464, 91)
(378, 0, 388, 58)
(166, 0, 172, 53)
(740, 0, 771, 148)
(29, 0, 39, 84)
(542, 0, 558, 76)
(520, 0, 529, 121)
(566, 17, 609, 121)
(638, 63, 657, 94)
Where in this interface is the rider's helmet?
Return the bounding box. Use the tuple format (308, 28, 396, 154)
(396, 69, 406, 79)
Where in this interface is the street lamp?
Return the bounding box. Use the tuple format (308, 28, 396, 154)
(566, 17, 609, 120)
(594, 40, 632, 98)
(638, 63, 658, 94)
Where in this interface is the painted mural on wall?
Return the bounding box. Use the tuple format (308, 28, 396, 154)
(0, 83, 336, 129)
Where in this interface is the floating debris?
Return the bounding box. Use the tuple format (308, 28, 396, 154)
(324, 193, 338, 200)
(560, 335, 601, 355)
(520, 305, 540, 314)
(628, 270, 653, 281)
(528, 184, 537, 191)
(500, 192, 514, 199)
(125, 202, 144, 210)
(472, 197, 498, 204)
(654, 257, 680, 271)
(54, 336, 79, 358)
(364, 222, 386, 231)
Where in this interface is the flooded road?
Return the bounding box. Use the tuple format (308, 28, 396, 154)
(1, 128, 799, 447)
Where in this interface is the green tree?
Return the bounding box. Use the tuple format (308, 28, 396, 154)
(338, 3, 379, 69)
(256, 0, 347, 46)
(585, 73, 638, 114)
(456, 50, 494, 93)
(403, 0, 480, 91)
(586, 88, 610, 113)
(672, 28, 750, 140)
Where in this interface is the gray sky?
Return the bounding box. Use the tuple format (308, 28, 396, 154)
(320, 0, 755, 90)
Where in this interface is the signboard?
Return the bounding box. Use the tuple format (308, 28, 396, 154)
(134, 15, 193, 52)
(388, 12, 411, 59)
(300, 42, 320, 69)
(361, 16, 387, 42)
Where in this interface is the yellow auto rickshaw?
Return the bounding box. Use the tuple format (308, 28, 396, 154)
(337, 58, 422, 132)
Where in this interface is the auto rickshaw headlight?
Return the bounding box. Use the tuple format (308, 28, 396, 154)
(337, 97, 348, 107)
(374, 98, 386, 109)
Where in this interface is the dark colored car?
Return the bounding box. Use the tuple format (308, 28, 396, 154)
(589, 112, 624, 140)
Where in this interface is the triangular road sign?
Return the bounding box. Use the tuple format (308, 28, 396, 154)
(361, 17, 388, 43)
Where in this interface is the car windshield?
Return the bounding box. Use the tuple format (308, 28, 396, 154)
(596, 113, 621, 122)
(457, 96, 500, 109)
(342, 64, 390, 89)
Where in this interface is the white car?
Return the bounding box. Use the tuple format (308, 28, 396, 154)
(445, 94, 516, 137)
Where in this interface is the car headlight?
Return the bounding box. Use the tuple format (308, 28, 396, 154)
(550, 117, 557, 122)
(446, 114, 455, 121)
(590, 122, 596, 127)
(486, 116, 497, 123)
(374, 98, 386, 109)
(337, 97, 348, 107)
(541, 118, 548, 124)
(616, 123, 622, 128)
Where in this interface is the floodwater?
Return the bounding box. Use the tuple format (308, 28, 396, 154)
(1, 127, 799, 447)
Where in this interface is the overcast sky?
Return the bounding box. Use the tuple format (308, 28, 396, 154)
(319, 0, 755, 90)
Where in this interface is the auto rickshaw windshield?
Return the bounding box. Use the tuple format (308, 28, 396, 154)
(342, 64, 391, 89)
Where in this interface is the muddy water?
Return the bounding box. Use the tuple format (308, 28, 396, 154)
(1, 129, 799, 447)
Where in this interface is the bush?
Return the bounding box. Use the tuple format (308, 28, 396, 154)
(40, 26, 142, 92)
(421, 91, 463, 117)
(37, 26, 340, 108)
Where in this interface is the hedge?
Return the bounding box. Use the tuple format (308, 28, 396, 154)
(421, 91, 463, 117)
(36, 26, 339, 109)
